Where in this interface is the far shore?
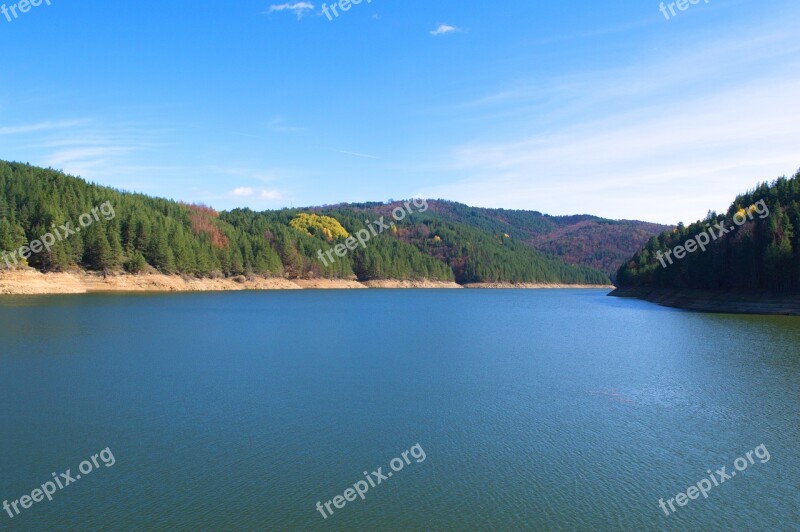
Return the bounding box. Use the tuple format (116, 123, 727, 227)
(464, 282, 615, 289)
(610, 287, 800, 316)
(0, 270, 614, 296)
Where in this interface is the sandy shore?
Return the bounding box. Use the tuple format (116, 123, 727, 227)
(0, 270, 613, 295)
(292, 279, 367, 289)
(362, 280, 463, 289)
(0, 270, 302, 295)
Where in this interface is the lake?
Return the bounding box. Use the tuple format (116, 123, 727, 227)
(1, 290, 798, 530)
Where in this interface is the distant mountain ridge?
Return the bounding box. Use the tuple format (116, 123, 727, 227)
(0, 161, 667, 285)
(417, 200, 672, 279)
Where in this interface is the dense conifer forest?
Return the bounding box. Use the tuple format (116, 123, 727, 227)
(617, 170, 800, 291)
(0, 161, 667, 285)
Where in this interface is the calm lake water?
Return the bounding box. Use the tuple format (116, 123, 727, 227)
(0, 290, 798, 530)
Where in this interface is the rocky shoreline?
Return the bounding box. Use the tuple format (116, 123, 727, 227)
(609, 287, 800, 316)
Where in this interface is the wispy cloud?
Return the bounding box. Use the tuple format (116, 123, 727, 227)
(230, 187, 282, 201)
(44, 146, 137, 174)
(0, 119, 90, 135)
(333, 149, 380, 160)
(264, 2, 315, 19)
(214, 166, 282, 183)
(430, 24, 459, 36)
(267, 116, 303, 133)
(0, 117, 191, 195)
(422, 22, 800, 224)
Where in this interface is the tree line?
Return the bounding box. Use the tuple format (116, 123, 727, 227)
(617, 170, 800, 291)
(0, 161, 611, 285)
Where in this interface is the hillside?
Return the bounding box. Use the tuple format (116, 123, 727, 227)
(0, 161, 618, 285)
(616, 169, 800, 292)
(407, 200, 671, 279)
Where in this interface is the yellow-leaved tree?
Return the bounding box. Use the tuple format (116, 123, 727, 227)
(289, 213, 349, 242)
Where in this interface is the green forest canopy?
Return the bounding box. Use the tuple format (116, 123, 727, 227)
(0, 161, 611, 285)
(617, 169, 800, 292)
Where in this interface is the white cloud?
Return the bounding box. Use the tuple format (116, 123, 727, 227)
(430, 24, 459, 36)
(265, 2, 314, 19)
(232, 187, 255, 197)
(231, 187, 282, 201)
(260, 189, 282, 200)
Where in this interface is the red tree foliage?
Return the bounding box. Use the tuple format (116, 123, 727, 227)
(184, 203, 229, 249)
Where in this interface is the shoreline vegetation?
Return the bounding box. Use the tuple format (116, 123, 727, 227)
(0, 162, 671, 291)
(0, 270, 614, 295)
(612, 170, 800, 316)
(610, 287, 800, 316)
(616, 171, 800, 294)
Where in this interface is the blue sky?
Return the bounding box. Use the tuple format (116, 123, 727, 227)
(1, 0, 799, 224)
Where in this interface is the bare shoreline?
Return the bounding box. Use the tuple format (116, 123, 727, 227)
(0, 270, 613, 296)
(610, 287, 800, 316)
(463, 282, 615, 289)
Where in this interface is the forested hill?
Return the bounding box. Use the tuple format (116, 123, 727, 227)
(418, 201, 671, 278)
(0, 160, 649, 285)
(617, 170, 800, 292)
